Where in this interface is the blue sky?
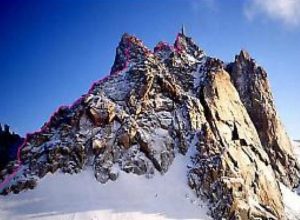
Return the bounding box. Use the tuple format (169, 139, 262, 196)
(0, 0, 299, 138)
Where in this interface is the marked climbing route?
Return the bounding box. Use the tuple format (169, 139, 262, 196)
(0, 33, 184, 191)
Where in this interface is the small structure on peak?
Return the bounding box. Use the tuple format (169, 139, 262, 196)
(181, 24, 186, 36)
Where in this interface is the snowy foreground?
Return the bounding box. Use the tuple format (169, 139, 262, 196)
(1, 143, 300, 220)
(281, 142, 300, 220)
(0, 154, 210, 220)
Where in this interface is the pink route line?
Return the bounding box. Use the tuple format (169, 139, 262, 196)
(0, 34, 183, 191)
(154, 34, 184, 54)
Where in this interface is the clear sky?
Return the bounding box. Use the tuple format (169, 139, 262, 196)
(0, 0, 299, 139)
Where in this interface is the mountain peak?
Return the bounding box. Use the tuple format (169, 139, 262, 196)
(119, 33, 144, 48)
(237, 49, 251, 61)
(110, 33, 152, 75)
(153, 41, 173, 59)
(174, 33, 204, 58)
(0, 32, 299, 220)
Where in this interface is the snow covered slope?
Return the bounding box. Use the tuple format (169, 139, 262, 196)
(281, 141, 300, 220)
(0, 153, 210, 220)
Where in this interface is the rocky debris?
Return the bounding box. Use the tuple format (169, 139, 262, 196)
(227, 50, 300, 188)
(0, 31, 299, 220)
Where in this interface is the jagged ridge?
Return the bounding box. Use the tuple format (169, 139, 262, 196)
(0, 31, 299, 220)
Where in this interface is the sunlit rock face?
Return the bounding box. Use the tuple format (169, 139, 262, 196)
(227, 50, 300, 189)
(1, 31, 298, 220)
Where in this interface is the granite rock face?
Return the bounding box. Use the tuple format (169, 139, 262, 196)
(227, 50, 300, 188)
(188, 66, 284, 219)
(0, 32, 298, 219)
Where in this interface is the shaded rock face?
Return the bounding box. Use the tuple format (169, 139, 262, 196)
(0, 124, 24, 171)
(0, 32, 298, 219)
(227, 50, 300, 188)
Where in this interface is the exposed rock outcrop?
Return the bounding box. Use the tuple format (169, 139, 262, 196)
(0, 31, 298, 220)
(188, 66, 284, 219)
(0, 124, 24, 171)
(227, 50, 300, 188)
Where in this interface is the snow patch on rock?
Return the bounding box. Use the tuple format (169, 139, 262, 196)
(281, 142, 300, 220)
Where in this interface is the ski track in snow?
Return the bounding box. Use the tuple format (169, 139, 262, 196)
(0, 153, 210, 220)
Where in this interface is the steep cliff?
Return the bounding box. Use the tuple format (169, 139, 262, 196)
(0, 32, 298, 220)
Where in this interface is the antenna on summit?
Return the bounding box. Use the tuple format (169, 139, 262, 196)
(181, 24, 186, 36)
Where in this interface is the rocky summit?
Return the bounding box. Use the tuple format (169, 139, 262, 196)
(0, 31, 299, 220)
